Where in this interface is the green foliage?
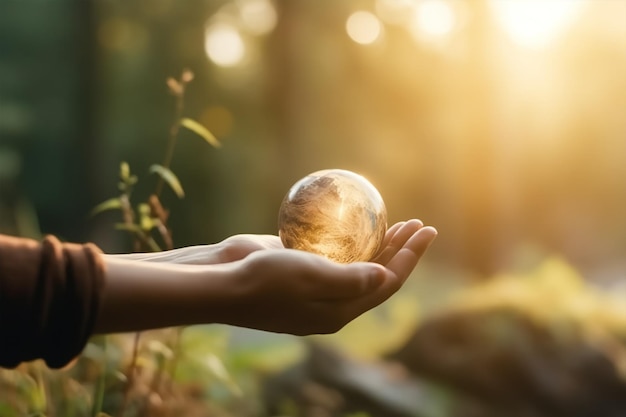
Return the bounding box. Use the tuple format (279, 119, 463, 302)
(448, 257, 626, 334)
(180, 117, 221, 148)
(0, 70, 242, 417)
(149, 164, 185, 198)
(319, 292, 421, 360)
(90, 198, 123, 217)
(90, 70, 219, 254)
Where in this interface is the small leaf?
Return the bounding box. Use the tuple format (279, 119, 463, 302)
(90, 198, 123, 217)
(203, 354, 242, 397)
(180, 118, 221, 148)
(120, 162, 130, 181)
(114, 223, 142, 233)
(150, 164, 185, 198)
(139, 214, 155, 232)
(148, 340, 174, 360)
(137, 203, 151, 216)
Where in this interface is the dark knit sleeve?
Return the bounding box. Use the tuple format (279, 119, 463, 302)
(0, 234, 106, 369)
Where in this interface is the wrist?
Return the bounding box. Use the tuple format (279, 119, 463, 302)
(95, 258, 238, 333)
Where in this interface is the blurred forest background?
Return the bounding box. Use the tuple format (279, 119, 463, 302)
(0, 0, 625, 278)
(1, 1, 626, 416)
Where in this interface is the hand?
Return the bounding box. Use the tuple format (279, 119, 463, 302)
(216, 220, 437, 335)
(96, 220, 436, 336)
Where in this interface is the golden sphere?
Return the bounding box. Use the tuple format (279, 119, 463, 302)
(278, 169, 387, 263)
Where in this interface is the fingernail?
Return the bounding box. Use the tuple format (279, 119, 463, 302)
(425, 226, 438, 242)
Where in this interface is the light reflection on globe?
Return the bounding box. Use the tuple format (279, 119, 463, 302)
(278, 169, 388, 263)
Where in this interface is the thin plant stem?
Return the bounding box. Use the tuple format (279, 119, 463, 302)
(117, 332, 142, 417)
(164, 326, 186, 394)
(91, 337, 107, 417)
(155, 75, 186, 198)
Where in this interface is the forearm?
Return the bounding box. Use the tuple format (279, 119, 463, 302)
(94, 257, 237, 334)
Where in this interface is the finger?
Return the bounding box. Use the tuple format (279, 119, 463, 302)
(384, 226, 438, 286)
(371, 219, 423, 265)
(344, 226, 437, 313)
(383, 221, 406, 246)
(372, 221, 405, 259)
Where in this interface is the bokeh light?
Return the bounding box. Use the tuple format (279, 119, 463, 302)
(204, 23, 246, 67)
(238, 0, 277, 36)
(490, 0, 586, 49)
(346, 11, 383, 45)
(200, 105, 235, 138)
(412, 0, 457, 39)
(3, 2, 626, 416)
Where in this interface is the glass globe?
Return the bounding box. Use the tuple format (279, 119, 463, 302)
(278, 169, 387, 263)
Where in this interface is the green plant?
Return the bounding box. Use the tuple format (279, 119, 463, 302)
(0, 69, 305, 417)
(91, 68, 220, 253)
(88, 69, 223, 417)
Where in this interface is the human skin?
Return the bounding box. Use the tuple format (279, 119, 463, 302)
(95, 219, 437, 336)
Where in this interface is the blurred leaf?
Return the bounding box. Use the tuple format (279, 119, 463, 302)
(177, 326, 230, 382)
(0, 402, 18, 417)
(203, 354, 242, 397)
(148, 340, 174, 361)
(180, 118, 221, 148)
(180, 326, 230, 357)
(114, 223, 141, 233)
(138, 203, 150, 216)
(135, 356, 156, 370)
(140, 217, 154, 232)
(230, 340, 306, 373)
(120, 161, 130, 181)
(321, 293, 421, 360)
(90, 198, 122, 217)
(147, 237, 162, 252)
(149, 164, 185, 198)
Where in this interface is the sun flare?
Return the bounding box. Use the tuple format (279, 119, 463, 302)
(490, 0, 586, 49)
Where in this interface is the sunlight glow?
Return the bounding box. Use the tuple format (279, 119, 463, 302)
(204, 23, 245, 67)
(346, 11, 383, 45)
(375, 0, 413, 25)
(413, 0, 457, 38)
(491, 0, 586, 49)
(238, 0, 277, 36)
(201, 106, 234, 138)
